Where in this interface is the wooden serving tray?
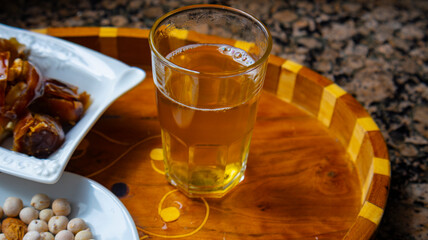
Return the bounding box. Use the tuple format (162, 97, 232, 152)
(34, 27, 390, 240)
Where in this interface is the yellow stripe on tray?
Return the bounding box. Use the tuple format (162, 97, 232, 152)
(99, 27, 118, 37)
(170, 28, 189, 40)
(234, 40, 255, 53)
(373, 157, 391, 177)
(318, 84, 347, 127)
(347, 117, 380, 162)
(277, 60, 303, 102)
(358, 201, 384, 225)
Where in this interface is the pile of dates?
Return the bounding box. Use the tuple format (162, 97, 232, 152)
(0, 38, 90, 158)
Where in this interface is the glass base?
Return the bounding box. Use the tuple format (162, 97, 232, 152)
(166, 171, 246, 198)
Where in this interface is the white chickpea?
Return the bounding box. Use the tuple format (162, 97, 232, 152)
(23, 231, 41, 240)
(48, 216, 69, 235)
(3, 196, 23, 217)
(67, 218, 87, 235)
(20, 207, 39, 224)
(40, 232, 55, 240)
(31, 194, 51, 210)
(39, 209, 54, 222)
(75, 228, 92, 240)
(55, 230, 74, 240)
(28, 219, 49, 233)
(0, 233, 6, 240)
(52, 199, 71, 216)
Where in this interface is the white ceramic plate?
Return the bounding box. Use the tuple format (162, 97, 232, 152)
(0, 24, 146, 183)
(0, 171, 139, 240)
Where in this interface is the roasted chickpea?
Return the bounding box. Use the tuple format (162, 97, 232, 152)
(0, 206, 3, 218)
(39, 209, 54, 222)
(28, 219, 49, 233)
(75, 228, 92, 240)
(23, 231, 41, 240)
(40, 232, 55, 240)
(48, 216, 69, 235)
(31, 194, 51, 210)
(20, 207, 39, 224)
(3, 196, 23, 217)
(52, 199, 71, 216)
(55, 230, 74, 240)
(67, 218, 87, 235)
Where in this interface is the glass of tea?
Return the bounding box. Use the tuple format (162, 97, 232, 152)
(149, 5, 272, 198)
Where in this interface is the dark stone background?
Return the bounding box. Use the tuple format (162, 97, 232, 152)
(1, 0, 427, 239)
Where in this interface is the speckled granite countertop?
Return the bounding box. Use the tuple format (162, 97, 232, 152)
(1, 0, 427, 239)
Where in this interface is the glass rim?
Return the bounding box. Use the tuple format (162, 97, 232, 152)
(148, 4, 272, 77)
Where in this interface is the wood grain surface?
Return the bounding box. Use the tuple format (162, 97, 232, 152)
(37, 27, 390, 239)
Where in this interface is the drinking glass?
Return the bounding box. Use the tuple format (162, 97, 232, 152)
(149, 4, 272, 198)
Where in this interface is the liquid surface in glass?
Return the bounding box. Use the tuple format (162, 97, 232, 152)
(156, 44, 260, 197)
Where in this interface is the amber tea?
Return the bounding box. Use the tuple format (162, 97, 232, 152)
(156, 44, 262, 197)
